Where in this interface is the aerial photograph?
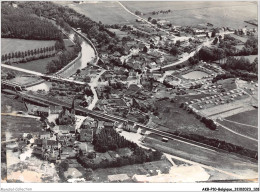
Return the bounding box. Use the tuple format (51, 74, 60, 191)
(1, 0, 258, 187)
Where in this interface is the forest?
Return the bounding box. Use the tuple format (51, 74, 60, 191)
(1, 3, 61, 40)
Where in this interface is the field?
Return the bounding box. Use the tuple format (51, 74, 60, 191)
(92, 159, 172, 182)
(121, 1, 257, 28)
(1, 115, 44, 139)
(1, 38, 56, 55)
(225, 109, 258, 127)
(182, 70, 208, 79)
(8, 39, 74, 74)
(1, 94, 27, 113)
(217, 119, 257, 139)
(55, 1, 137, 25)
(150, 97, 258, 150)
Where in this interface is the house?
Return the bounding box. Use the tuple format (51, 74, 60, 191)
(43, 140, 58, 150)
(50, 105, 63, 114)
(26, 103, 49, 117)
(40, 133, 51, 140)
(48, 150, 59, 162)
(104, 121, 114, 129)
(60, 147, 72, 160)
(107, 174, 130, 182)
(123, 122, 138, 133)
(96, 121, 105, 134)
(32, 146, 43, 155)
(58, 125, 75, 135)
(34, 139, 43, 147)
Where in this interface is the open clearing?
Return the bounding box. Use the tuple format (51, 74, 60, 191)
(121, 1, 257, 28)
(1, 38, 56, 55)
(225, 109, 258, 127)
(55, 1, 137, 25)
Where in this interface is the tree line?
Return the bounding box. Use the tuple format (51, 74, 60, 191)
(2, 37, 66, 65)
(1, 3, 61, 40)
(2, 46, 55, 64)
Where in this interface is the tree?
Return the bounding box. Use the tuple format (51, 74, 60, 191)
(148, 17, 152, 21)
(213, 37, 218, 45)
(76, 69, 81, 76)
(151, 19, 157, 24)
(175, 40, 181, 47)
(84, 76, 91, 83)
(170, 46, 179, 56)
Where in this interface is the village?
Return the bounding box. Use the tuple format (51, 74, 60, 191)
(1, 1, 258, 185)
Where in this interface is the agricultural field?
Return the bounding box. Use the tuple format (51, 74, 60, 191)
(8, 39, 74, 74)
(225, 109, 258, 127)
(1, 38, 56, 55)
(149, 97, 258, 151)
(92, 158, 172, 182)
(55, 1, 137, 25)
(1, 115, 44, 139)
(121, 1, 257, 28)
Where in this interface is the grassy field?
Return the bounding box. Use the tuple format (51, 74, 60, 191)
(225, 109, 258, 127)
(1, 115, 44, 139)
(1, 38, 56, 55)
(55, 1, 137, 25)
(92, 158, 172, 182)
(151, 97, 258, 151)
(218, 119, 257, 140)
(9, 39, 74, 74)
(121, 1, 257, 28)
(1, 94, 27, 113)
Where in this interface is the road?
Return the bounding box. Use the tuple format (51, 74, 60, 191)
(88, 69, 106, 110)
(151, 38, 213, 72)
(144, 134, 258, 180)
(117, 1, 191, 42)
(1, 64, 85, 85)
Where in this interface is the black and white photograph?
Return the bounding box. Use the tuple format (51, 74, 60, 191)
(1, 0, 258, 191)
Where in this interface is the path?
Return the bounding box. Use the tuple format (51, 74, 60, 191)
(87, 69, 106, 110)
(216, 121, 258, 142)
(222, 118, 258, 129)
(2, 64, 85, 85)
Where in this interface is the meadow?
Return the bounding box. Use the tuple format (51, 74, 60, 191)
(121, 1, 257, 28)
(225, 109, 258, 127)
(1, 38, 56, 55)
(55, 1, 137, 25)
(8, 39, 74, 74)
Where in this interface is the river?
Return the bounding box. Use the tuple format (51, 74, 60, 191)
(27, 34, 95, 92)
